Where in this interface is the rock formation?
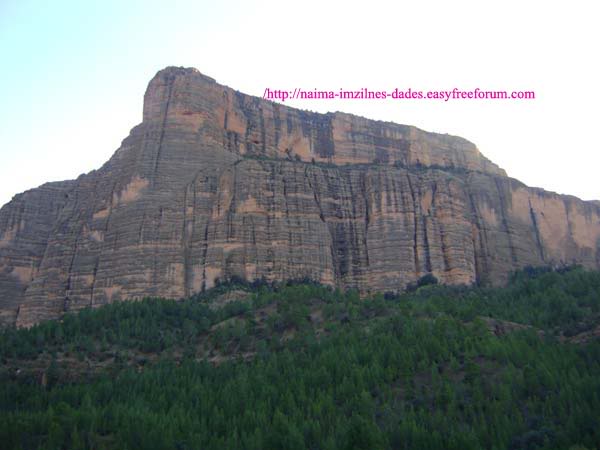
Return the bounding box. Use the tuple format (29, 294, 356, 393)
(1, 67, 599, 327)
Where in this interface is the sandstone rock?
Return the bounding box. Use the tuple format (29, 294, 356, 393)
(1, 66, 599, 327)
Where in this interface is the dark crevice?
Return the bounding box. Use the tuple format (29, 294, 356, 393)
(494, 178, 517, 264)
(138, 212, 145, 244)
(227, 168, 237, 242)
(431, 182, 449, 272)
(529, 199, 545, 262)
(406, 175, 421, 275)
(467, 191, 488, 285)
(305, 166, 338, 282)
(273, 105, 281, 147)
(260, 108, 267, 154)
(152, 74, 175, 186)
(89, 258, 99, 307)
(361, 172, 370, 267)
(182, 186, 190, 297)
(200, 216, 211, 293)
(64, 223, 83, 311)
(422, 216, 432, 273)
(282, 166, 290, 218)
(305, 166, 326, 223)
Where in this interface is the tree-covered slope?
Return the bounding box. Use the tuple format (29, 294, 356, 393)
(1, 267, 600, 450)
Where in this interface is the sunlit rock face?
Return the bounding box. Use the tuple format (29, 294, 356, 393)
(1, 67, 599, 327)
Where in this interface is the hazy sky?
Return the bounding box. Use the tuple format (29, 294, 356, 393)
(1, 0, 598, 208)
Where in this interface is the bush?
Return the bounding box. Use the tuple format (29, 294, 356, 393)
(417, 273, 438, 288)
(406, 274, 439, 292)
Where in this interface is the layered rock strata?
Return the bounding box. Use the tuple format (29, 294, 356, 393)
(1, 67, 598, 327)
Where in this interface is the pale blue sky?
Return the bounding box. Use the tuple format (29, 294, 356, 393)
(1, 0, 598, 207)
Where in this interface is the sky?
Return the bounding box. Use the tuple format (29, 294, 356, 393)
(0, 0, 598, 208)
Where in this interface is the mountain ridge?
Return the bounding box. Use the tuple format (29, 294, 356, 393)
(1, 66, 599, 327)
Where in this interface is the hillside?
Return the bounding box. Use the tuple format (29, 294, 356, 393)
(1, 267, 600, 449)
(1, 67, 599, 327)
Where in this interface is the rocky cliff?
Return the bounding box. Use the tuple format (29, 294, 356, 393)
(1, 67, 599, 327)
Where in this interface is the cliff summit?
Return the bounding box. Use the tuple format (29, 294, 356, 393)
(1, 67, 599, 327)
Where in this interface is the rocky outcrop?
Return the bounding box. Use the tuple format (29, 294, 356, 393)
(1, 67, 599, 327)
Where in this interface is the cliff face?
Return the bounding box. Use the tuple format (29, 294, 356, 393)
(1, 67, 599, 327)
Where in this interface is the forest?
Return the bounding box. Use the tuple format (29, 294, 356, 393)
(1, 266, 599, 449)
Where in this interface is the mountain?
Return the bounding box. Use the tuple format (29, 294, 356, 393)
(1, 66, 599, 327)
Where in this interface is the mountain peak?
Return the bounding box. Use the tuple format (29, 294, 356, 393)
(0, 69, 598, 327)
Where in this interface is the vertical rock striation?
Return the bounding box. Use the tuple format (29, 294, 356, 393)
(1, 67, 599, 326)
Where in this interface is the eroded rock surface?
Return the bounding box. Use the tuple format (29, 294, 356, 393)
(1, 67, 599, 326)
